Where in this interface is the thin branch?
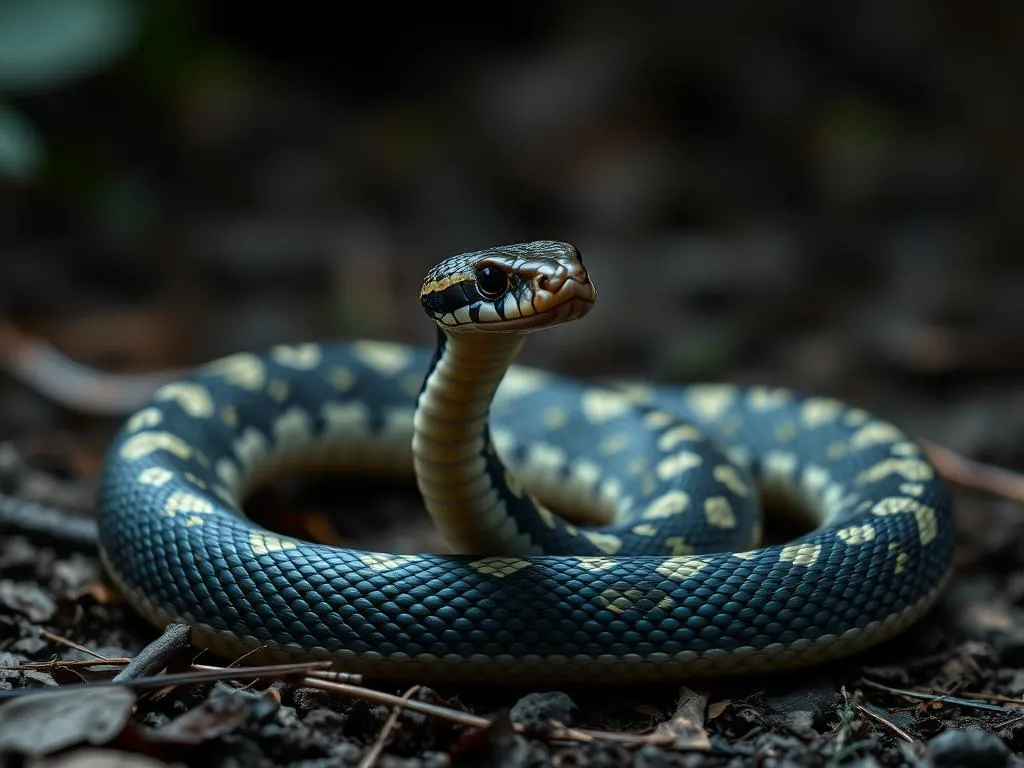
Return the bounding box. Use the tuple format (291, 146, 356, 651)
(855, 704, 916, 744)
(358, 685, 421, 768)
(38, 628, 113, 661)
(922, 439, 1024, 503)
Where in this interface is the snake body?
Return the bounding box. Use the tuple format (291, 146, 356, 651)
(97, 242, 954, 682)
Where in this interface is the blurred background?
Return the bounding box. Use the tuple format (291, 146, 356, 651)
(0, 0, 1022, 475)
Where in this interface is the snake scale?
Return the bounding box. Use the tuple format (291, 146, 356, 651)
(97, 242, 954, 682)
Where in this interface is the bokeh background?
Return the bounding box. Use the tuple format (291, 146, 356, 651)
(1, 0, 1022, 473)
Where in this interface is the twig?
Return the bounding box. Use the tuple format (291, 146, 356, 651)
(0, 320, 182, 415)
(855, 704, 916, 744)
(922, 440, 1024, 503)
(0, 661, 332, 701)
(38, 628, 112, 661)
(358, 685, 421, 768)
(860, 679, 1008, 713)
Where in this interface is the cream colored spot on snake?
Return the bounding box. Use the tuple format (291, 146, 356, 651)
(536, 506, 556, 528)
(704, 496, 736, 528)
(468, 557, 531, 578)
(631, 523, 657, 536)
(271, 343, 322, 370)
(598, 433, 630, 455)
(543, 406, 568, 430)
(900, 482, 925, 496)
(360, 553, 420, 572)
(871, 496, 938, 544)
(774, 420, 799, 442)
(894, 552, 909, 575)
(779, 543, 822, 567)
(184, 472, 207, 489)
(205, 353, 266, 391)
(890, 441, 919, 457)
(273, 407, 313, 449)
(657, 425, 703, 452)
(216, 459, 239, 491)
(328, 365, 357, 392)
(613, 382, 654, 405)
(504, 470, 524, 498)
(656, 451, 703, 480)
(220, 405, 237, 427)
(837, 523, 876, 545)
(184, 516, 204, 527)
(570, 459, 601, 492)
(713, 464, 749, 496)
(599, 477, 623, 503)
(496, 367, 550, 399)
(664, 537, 695, 555)
(802, 464, 831, 496)
(725, 445, 751, 468)
(643, 490, 690, 519)
(600, 588, 648, 614)
(800, 397, 843, 428)
(163, 490, 214, 518)
(849, 422, 904, 450)
(581, 389, 630, 424)
(582, 531, 623, 555)
(155, 382, 214, 419)
(233, 427, 269, 471)
(120, 432, 192, 461)
(843, 408, 870, 426)
(249, 530, 298, 555)
(321, 401, 371, 438)
(685, 385, 738, 421)
(655, 556, 709, 581)
(733, 550, 759, 560)
(351, 341, 411, 376)
(643, 410, 676, 430)
(856, 458, 933, 485)
(747, 386, 792, 411)
(575, 557, 619, 571)
(490, 428, 516, 458)
(127, 407, 163, 432)
(266, 378, 290, 403)
(138, 467, 173, 487)
(763, 450, 798, 479)
(524, 442, 566, 476)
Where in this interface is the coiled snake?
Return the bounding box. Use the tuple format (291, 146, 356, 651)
(97, 242, 954, 682)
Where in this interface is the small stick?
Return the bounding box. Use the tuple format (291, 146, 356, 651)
(358, 685, 421, 768)
(922, 439, 1024, 503)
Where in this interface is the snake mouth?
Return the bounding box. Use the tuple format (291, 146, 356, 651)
(445, 275, 596, 334)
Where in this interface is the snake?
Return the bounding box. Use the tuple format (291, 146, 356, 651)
(96, 241, 954, 683)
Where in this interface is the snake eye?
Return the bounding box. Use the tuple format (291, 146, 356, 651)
(475, 266, 508, 299)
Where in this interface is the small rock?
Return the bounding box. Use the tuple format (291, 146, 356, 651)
(509, 691, 577, 732)
(926, 729, 1010, 768)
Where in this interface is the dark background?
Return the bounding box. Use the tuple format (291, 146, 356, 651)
(1, 0, 1022, 495)
(2, 1, 1024, 760)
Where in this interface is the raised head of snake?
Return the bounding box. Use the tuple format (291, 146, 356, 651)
(413, 241, 597, 553)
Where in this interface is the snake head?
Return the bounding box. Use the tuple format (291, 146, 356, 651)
(420, 241, 597, 334)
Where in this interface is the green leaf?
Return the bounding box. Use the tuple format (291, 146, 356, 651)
(0, 102, 42, 181)
(0, 0, 140, 93)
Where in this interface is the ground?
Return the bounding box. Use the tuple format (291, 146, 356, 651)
(2, 3, 1024, 766)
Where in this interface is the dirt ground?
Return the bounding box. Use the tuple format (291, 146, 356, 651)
(2, 4, 1024, 766)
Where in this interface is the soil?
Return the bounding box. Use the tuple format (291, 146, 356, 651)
(2, 4, 1024, 766)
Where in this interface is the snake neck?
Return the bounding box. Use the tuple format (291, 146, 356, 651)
(413, 329, 526, 553)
